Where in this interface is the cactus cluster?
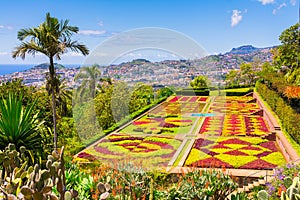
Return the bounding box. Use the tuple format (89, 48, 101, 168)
(0, 144, 77, 200)
(97, 181, 111, 200)
(281, 175, 300, 200)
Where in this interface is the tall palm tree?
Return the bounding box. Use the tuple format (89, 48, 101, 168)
(12, 13, 89, 150)
(74, 65, 102, 100)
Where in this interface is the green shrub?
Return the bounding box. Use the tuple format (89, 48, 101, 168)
(256, 81, 300, 144)
(176, 89, 210, 96)
(225, 88, 253, 96)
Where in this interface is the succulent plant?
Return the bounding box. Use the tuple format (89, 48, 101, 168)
(284, 177, 294, 188)
(0, 144, 77, 200)
(257, 190, 269, 200)
(97, 181, 111, 200)
(281, 176, 300, 200)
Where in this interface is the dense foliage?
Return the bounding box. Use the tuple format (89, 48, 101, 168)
(256, 81, 300, 144)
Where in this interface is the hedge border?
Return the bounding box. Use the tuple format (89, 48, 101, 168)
(256, 81, 300, 146)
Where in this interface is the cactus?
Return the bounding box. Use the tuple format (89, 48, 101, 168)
(230, 192, 248, 200)
(64, 191, 72, 200)
(284, 177, 293, 188)
(281, 176, 300, 200)
(97, 181, 111, 200)
(0, 144, 78, 200)
(257, 190, 269, 200)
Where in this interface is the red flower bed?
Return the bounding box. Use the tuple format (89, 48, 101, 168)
(144, 141, 174, 149)
(168, 119, 193, 123)
(218, 138, 251, 145)
(200, 148, 218, 156)
(199, 97, 207, 102)
(169, 96, 180, 102)
(94, 146, 122, 156)
(132, 121, 150, 125)
(189, 96, 198, 102)
(211, 144, 231, 149)
(160, 122, 179, 128)
(160, 152, 176, 158)
(109, 136, 143, 142)
(260, 141, 278, 152)
(180, 96, 189, 101)
(241, 146, 262, 151)
(256, 151, 272, 158)
(240, 159, 277, 170)
(77, 152, 96, 161)
(193, 138, 214, 149)
(224, 150, 248, 156)
(188, 157, 233, 168)
(118, 142, 141, 147)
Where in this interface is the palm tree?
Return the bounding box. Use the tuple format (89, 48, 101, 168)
(0, 93, 43, 151)
(74, 65, 102, 100)
(12, 13, 89, 150)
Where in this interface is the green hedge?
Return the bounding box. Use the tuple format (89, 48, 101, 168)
(225, 84, 254, 89)
(256, 81, 300, 144)
(225, 88, 253, 96)
(176, 89, 210, 96)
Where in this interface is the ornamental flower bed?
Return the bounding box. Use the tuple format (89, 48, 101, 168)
(185, 136, 286, 169)
(150, 102, 206, 116)
(209, 96, 259, 114)
(122, 116, 195, 135)
(170, 96, 209, 103)
(199, 116, 224, 136)
(244, 116, 270, 136)
(75, 134, 182, 168)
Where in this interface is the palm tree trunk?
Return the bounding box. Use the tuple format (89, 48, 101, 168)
(49, 56, 58, 151)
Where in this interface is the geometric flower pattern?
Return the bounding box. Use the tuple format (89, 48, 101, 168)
(185, 137, 286, 169)
(75, 95, 286, 170)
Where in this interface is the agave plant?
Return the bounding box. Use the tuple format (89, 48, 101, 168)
(0, 93, 43, 151)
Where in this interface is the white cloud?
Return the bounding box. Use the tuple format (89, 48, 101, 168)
(78, 30, 106, 36)
(291, 0, 297, 6)
(258, 0, 275, 5)
(98, 21, 104, 27)
(231, 10, 243, 27)
(0, 25, 13, 30)
(273, 3, 287, 14)
(0, 52, 8, 56)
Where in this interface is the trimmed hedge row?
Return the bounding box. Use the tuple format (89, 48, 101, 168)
(176, 89, 210, 96)
(225, 88, 253, 96)
(256, 81, 300, 144)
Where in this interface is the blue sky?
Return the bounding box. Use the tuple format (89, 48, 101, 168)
(0, 0, 298, 64)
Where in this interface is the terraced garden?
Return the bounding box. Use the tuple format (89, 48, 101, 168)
(75, 94, 287, 171)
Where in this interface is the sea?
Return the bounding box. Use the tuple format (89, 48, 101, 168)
(0, 64, 80, 75)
